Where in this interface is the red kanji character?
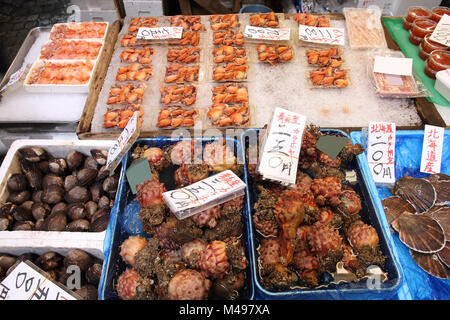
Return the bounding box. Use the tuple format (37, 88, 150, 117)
(277, 112, 284, 122)
(386, 124, 393, 134)
(423, 161, 436, 174)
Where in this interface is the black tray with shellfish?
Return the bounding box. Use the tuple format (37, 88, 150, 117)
(241, 128, 402, 299)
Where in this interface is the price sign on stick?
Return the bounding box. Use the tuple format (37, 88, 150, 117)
(420, 125, 444, 174)
(106, 111, 140, 174)
(137, 27, 183, 40)
(0, 261, 79, 300)
(257, 108, 306, 185)
(244, 25, 291, 41)
(299, 25, 345, 46)
(430, 14, 450, 46)
(163, 170, 246, 220)
(367, 121, 396, 185)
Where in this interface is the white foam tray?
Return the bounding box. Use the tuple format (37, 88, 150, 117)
(0, 139, 117, 260)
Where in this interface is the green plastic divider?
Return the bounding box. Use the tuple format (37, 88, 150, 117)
(382, 17, 450, 107)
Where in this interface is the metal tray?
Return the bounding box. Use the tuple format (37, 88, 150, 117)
(99, 136, 256, 300)
(241, 128, 403, 299)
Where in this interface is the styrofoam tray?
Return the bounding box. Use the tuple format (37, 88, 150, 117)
(0, 139, 123, 260)
(49, 21, 109, 42)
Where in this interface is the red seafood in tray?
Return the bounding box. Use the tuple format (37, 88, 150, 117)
(207, 102, 250, 127)
(121, 35, 146, 47)
(26, 60, 94, 85)
(212, 46, 247, 65)
(120, 47, 154, 64)
(213, 63, 249, 81)
(50, 21, 107, 40)
(309, 67, 349, 88)
(209, 14, 240, 30)
(167, 47, 201, 64)
(39, 39, 103, 60)
(212, 83, 248, 104)
(373, 72, 420, 97)
(157, 106, 199, 128)
(213, 29, 245, 46)
(306, 47, 344, 68)
(173, 31, 201, 46)
(170, 15, 205, 31)
(116, 63, 153, 82)
(164, 64, 200, 83)
(256, 44, 294, 65)
(293, 13, 330, 27)
(128, 17, 159, 34)
(107, 83, 147, 105)
(160, 85, 197, 106)
(104, 104, 144, 128)
(250, 12, 280, 28)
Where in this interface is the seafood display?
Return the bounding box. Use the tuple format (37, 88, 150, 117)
(213, 29, 245, 46)
(120, 47, 154, 64)
(306, 47, 344, 68)
(26, 60, 94, 85)
(382, 174, 450, 279)
(210, 14, 240, 30)
(247, 127, 389, 290)
(107, 83, 147, 105)
(0, 146, 119, 232)
(160, 85, 197, 106)
(0, 250, 103, 299)
(170, 15, 205, 31)
(120, 35, 145, 47)
(49, 21, 108, 40)
(213, 64, 249, 81)
(309, 67, 349, 88)
(293, 13, 330, 27)
(212, 46, 247, 65)
(104, 104, 144, 128)
(128, 17, 159, 34)
(115, 63, 153, 82)
(39, 40, 103, 60)
(164, 64, 200, 83)
(157, 106, 199, 128)
(343, 8, 387, 49)
(167, 47, 201, 64)
(115, 140, 248, 300)
(256, 44, 294, 65)
(249, 12, 280, 28)
(211, 83, 249, 104)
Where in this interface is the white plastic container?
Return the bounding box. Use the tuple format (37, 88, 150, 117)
(80, 9, 120, 24)
(70, 0, 118, 11)
(0, 139, 118, 260)
(435, 69, 450, 103)
(123, 0, 164, 17)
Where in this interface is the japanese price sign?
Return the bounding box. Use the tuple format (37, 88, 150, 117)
(106, 111, 140, 174)
(0, 65, 26, 92)
(367, 121, 396, 185)
(299, 25, 345, 46)
(430, 14, 450, 46)
(244, 25, 291, 41)
(420, 125, 444, 174)
(137, 26, 183, 40)
(163, 170, 246, 220)
(257, 107, 306, 185)
(0, 261, 78, 300)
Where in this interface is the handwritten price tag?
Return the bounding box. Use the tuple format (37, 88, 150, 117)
(367, 121, 396, 185)
(163, 170, 246, 220)
(258, 107, 306, 185)
(430, 14, 450, 46)
(244, 25, 290, 41)
(0, 261, 78, 300)
(106, 111, 140, 174)
(420, 125, 444, 174)
(299, 25, 345, 45)
(0, 65, 26, 92)
(137, 27, 183, 40)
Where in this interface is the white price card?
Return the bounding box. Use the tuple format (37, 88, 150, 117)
(430, 14, 450, 46)
(373, 56, 413, 76)
(367, 121, 396, 185)
(0, 65, 26, 92)
(106, 111, 140, 174)
(137, 26, 183, 40)
(163, 170, 246, 220)
(257, 107, 306, 185)
(420, 125, 445, 174)
(244, 25, 291, 41)
(298, 25, 345, 46)
(0, 261, 78, 300)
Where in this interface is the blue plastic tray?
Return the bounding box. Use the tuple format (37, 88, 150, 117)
(240, 128, 403, 300)
(350, 130, 450, 300)
(98, 136, 255, 300)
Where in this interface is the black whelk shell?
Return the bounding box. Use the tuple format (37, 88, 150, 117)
(77, 168, 98, 186)
(83, 157, 98, 170)
(382, 196, 416, 226)
(65, 186, 90, 203)
(438, 242, 450, 268)
(392, 212, 446, 253)
(20, 161, 42, 190)
(48, 158, 68, 175)
(31, 203, 51, 221)
(7, 190, 31, 205)
(64, 175, 79, 192)
(424, 206, 450, 240)
(35, 252, 62, 271)
(410, 249, 450, 279)
(42, 212, 67, 231)
(393, 177, 436, 214)
(66, 219, 90, 232)
(7, 173, 28, 192)
(90, 149, 108, 166)
(428, 180, 450, 206)
(424, 173, 450, 182)
(66, 150, 84, 171)
(18, 147, 48, 162)
(42, 174, 64, 189)
(41, 185, 64, 204)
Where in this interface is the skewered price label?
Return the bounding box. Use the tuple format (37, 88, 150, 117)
(420, 125, 444, 174)
(106, 111, 140, 174)
(244, 25, 291, 41)
(0, 261, 79, 300)
(299, 25, 345, 45)
(367, 121, 396, 185)
(137, 26, 183, 40)
(430, 14, 450, 46)
(257, 107, 306, 185)
(163, 170, 246, 220)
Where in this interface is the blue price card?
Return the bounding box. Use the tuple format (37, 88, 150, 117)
(126, 157, 152, 194)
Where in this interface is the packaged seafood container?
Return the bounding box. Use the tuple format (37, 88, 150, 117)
(99, 136, 255, 300)
(350, 130, 450, 300)
(0, 139, 124, 260)
(241, 128, 402, 300)
(49, 21, 109, 42)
